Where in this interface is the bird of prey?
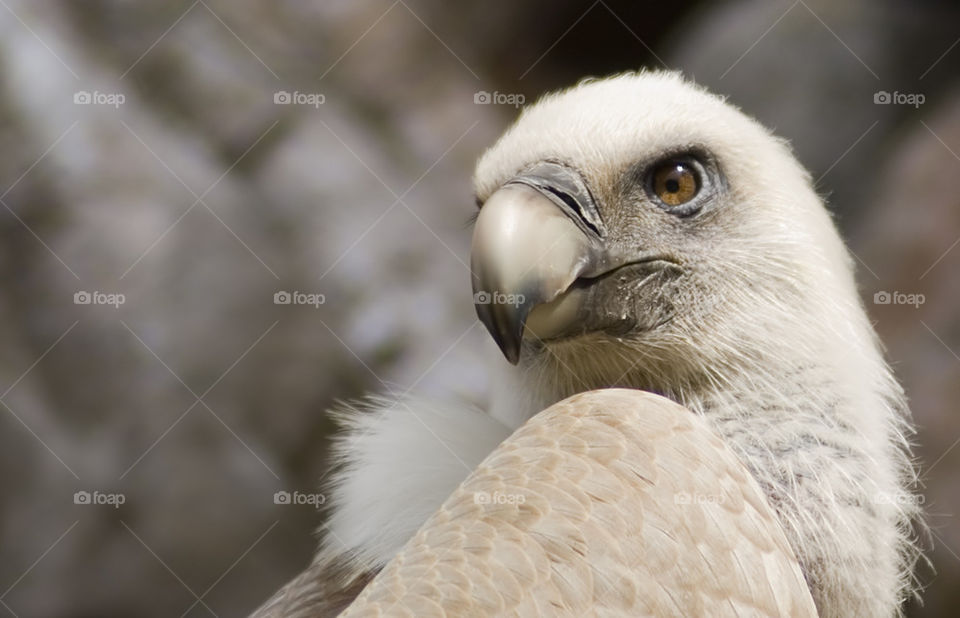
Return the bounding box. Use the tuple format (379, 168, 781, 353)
(253, 71, 921, 617)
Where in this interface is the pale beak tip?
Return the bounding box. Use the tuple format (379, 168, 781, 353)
(501, 340, 521, 365)
(475, 300, 524, 365)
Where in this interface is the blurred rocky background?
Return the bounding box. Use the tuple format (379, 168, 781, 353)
(0, 1, 956, 616)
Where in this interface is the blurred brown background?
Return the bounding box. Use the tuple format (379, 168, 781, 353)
(0, 1, 957, 616)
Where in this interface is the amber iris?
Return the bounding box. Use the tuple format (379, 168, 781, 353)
(652, 161, 699, 206)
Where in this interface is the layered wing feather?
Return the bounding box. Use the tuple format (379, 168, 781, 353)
(339, 389, 817, 617)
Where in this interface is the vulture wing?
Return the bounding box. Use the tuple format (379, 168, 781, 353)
(251, 554, 377, 617)
(338, 389, 818, 617)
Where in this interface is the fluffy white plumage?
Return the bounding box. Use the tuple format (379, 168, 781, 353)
(324, 398, 511, 568)
(253, 71, 921, 618)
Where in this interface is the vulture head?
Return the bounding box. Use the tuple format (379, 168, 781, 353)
(472, 72, 872, 425)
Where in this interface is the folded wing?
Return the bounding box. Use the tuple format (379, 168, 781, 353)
(340, 389, 817, 617)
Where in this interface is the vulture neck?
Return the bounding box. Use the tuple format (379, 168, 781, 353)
(488, 329, 894, 444)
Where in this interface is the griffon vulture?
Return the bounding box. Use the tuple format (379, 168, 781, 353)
(252, 71, 921, 617)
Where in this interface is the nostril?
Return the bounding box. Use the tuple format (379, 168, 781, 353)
(508, 161, 606, 239)
(542, 186, 601, 237)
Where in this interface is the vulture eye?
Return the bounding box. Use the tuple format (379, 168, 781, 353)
(651, 160, 700, 208)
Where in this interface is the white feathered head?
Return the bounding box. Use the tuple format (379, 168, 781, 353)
(471, 71, 882, 403)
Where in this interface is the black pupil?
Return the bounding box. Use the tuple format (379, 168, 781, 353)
(665, 178, 680, 193)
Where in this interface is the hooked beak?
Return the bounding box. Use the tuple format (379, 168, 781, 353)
(471, 162, 614, 364)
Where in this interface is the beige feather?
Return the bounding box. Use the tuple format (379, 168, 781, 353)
(339, 389, 817, 617)
(251, 554, 375, 618)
